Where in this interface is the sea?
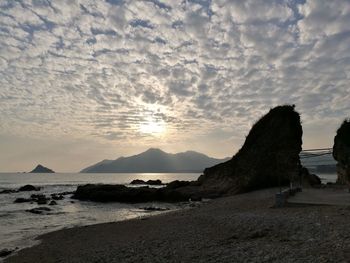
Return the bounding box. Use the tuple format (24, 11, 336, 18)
(0, 173, 200, 254)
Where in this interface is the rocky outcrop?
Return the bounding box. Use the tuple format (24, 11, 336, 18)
(18, 185, 40, 192)
(333, 120, 350, 184)
(26, 207, 51, 215)
(198, 105, 302, 194)
(300, 167, 321, 187)
(14, 194, 50, 204)
(30, 164, 55, 173)
(73, 182, 203, 203)
(130, 179, 163, 185)
(13, 192, 70, 205)
(73, 105, 304, 203)
(0, 249, 14, 258)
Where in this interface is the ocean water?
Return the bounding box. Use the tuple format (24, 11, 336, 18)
(0, 173, 200, 253)
(318, 173, 337, 184)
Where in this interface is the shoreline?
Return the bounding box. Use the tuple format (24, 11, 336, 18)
(5, 188, 350, 262)
(0, 202, 180, 262)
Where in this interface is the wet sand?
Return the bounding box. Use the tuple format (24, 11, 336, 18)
(5, 188, 350, 263)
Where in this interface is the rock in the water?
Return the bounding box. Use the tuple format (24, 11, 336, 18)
(49, 200, 57, 205)
(73, 183, 199, 203)
(51, 194, 64, 200)
(130, 179, 146, 185)
(198, 105, 303, 194)
(73, 184, 157, 203)
(130, 179, 163, 185)
(146, 179, 163, 185)
(26, 207, 51, 214)
(18, 185, 40, 192)
(14, 198, 32, 203)
(14, 194, 51, 204)
(30, 164, 55, 173)
(333, 120, 350, 184)
(0, 249, 13, 257)
(31, 194, 49, 205)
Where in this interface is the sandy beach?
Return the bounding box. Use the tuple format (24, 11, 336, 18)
(4, 188, 350, 263)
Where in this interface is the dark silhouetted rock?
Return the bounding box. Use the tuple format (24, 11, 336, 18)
(0, 249, 13, 257)
(31, 194, 49, 204)
(18, 185, 40, 192)
(14, 198, 32, 203)
(73, 184, 200, 203)
(146, 180, 163, 185)
(333, 120, 350, 184)
(130, 179, 163, 185)
(14, 193, 51, 204)
(51, 194, 64, 200)
(49, 200, 57, 205)
(30, 164, 55, 173)
(26, 207, 51, 215)
(300, 167, 321, 186)
(73, 184, 157, 203)
(130, 179, 146, 185)
(198, 105, 302, 194)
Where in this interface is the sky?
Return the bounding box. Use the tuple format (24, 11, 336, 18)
(0, 0, 349, 172)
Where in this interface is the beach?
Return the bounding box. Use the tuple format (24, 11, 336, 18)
(5, 188, 350, 263)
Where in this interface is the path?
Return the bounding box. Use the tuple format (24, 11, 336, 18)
(288, 188, 350, 206)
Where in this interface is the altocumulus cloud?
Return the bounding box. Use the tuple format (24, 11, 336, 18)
(0, 0, 349, 155)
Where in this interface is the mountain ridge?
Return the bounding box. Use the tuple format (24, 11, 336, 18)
(81, 148, 230, 173)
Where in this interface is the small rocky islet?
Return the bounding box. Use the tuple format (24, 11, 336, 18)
(29, 164, 55, 173)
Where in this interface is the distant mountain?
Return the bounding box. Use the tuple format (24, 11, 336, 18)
(30, 164, 55, 173)
(81, 148, 230, 173)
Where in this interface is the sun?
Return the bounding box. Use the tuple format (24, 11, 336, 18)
(139, 119, 166, 134)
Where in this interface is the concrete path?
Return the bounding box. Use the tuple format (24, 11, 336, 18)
(288, 188, 350, 206)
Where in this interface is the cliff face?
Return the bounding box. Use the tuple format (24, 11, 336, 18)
(198, 105, 303, 194)
(333, 120, 350, 184)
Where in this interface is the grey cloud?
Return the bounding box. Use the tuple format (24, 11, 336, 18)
(144, 0, 172, 11)
(130, 19, 155, 29)
(0, 0, 349, 153)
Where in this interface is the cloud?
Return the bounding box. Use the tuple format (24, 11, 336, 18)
(0, 0, 349, 167)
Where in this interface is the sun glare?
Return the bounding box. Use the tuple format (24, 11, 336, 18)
(139, 120, 166, 134)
